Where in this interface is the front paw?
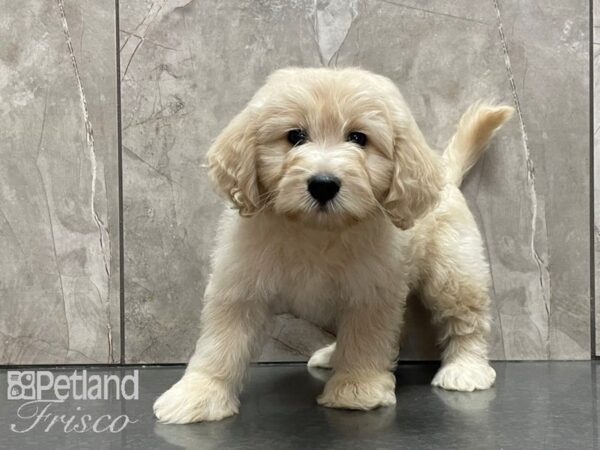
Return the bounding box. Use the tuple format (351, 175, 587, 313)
(432, 361, 496, 392)
(317, 371, 396, 410)
(153, 373, 238, 424)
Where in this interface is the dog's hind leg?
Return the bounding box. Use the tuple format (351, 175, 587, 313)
(419, 192, 495, 392)
(308, 342, 336, 369)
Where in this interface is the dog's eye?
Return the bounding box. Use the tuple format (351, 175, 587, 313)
(347, 131, 367, 147)
(287, 129, 308, 146)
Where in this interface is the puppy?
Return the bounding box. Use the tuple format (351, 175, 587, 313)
(153, 67, 513, 424)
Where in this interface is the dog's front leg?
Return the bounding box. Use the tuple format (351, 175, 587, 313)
(153, 281, 269, 424)
(317, 295, 404, 411)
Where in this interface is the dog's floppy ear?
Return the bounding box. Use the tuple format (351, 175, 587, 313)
(207, 107, 260, 216)
(383, 107, 444, 230)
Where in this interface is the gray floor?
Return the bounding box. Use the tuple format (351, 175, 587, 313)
(0, 362, 598, 449)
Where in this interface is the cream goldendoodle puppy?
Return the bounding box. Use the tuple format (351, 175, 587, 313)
(153, 67, 513, 424)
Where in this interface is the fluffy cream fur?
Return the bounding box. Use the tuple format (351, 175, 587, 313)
(153, 67, 513, 424)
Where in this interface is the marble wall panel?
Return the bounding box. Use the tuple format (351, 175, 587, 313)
(0, 0, 120, 363)
(116, 0, 588, 362)
(594, 0, 599, 356)
(496, 0, 590, 360)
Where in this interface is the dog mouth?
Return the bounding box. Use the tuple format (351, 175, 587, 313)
(309, 198, 346, 216)
(309, 199, 367, 226)
(274, 195, 369, 230)
(272, 175, 375, 228)
(315, 202, 334, 213)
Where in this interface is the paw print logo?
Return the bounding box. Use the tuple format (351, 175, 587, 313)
(7, 371, 36, 400)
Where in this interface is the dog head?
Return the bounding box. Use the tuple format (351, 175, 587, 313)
(207, 67, 443, 230)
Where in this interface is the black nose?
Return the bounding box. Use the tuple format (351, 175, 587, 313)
(307, 174, 341, 204)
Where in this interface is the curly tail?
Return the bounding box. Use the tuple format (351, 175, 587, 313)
(443, 102, 514, 186)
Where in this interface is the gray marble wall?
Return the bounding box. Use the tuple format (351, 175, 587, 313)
(595, 0, 600, 357)
(0, 0, 592, 364)
(0, 0, 120, 364)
